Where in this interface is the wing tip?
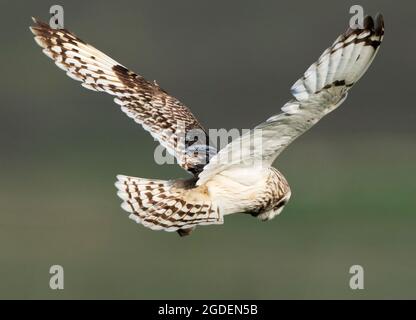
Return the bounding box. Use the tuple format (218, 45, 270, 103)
(344, 13, 384, 39)
(364, 13, 384, 36)
(375, 13, 384, 36)
(29, 17, 53, 41)
(30, 17, 49, 29)
(291, 13, 384, 101)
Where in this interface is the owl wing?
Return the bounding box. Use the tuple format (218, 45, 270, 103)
(30, 18, 215, 176)
(197, 14, 384, 185)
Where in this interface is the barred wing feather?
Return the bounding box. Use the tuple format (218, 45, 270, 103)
(30, 18, 214, 176)
(197, 15, 384, 185)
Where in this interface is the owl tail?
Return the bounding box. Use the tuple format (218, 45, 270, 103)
(114, 175, 223, 236)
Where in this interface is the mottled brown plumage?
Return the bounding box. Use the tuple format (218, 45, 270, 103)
(30, 14, 384, 236)
(30, 18, 213, 176)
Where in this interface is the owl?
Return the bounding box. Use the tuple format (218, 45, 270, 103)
(30, 14, 384, 236)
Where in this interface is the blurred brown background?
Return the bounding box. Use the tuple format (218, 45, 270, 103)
(0, 0, 415, 299)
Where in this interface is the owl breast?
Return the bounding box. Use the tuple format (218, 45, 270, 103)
(206, 166, 291, 219)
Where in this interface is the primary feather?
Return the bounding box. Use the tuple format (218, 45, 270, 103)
(30, 18, 214, 176)
(197, 14, 384, 185)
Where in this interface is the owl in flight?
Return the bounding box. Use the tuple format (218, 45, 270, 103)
(31, 14, 384, 236)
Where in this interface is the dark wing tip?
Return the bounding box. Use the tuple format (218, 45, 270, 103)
(363, 14, 384, 36)
(363, 15, 374, 30)
(343, 13, 385, 43)
(29, 17, 52, 36)
(375, 13, 384, 36)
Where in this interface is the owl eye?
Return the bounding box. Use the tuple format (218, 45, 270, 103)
(275, 199, 287, 210)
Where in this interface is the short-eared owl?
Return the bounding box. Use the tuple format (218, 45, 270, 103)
(30, 14, 384, 236)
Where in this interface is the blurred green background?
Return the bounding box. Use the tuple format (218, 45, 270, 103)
(0, 0, 415, 299)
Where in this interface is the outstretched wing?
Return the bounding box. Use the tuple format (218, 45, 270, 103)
(30, 18, 215, 176)
(197, 14, 384, 185)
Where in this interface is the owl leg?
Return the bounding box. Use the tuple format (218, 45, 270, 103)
(177, 227, 196, 237)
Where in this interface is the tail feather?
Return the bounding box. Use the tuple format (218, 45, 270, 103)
(116, 177, 172, 213)
(115, 175, 223, 235)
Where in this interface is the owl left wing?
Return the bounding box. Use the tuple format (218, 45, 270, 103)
(197, 14, 384, 185)
(30, 18, 215, 176)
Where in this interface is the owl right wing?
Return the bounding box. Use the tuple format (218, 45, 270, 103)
(197, 14, 384, 185)
(30, 18, 215, 176)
